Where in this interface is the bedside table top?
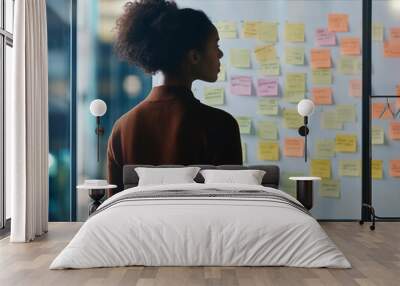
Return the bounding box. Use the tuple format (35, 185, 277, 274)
(289, 176, 321, 181)
(77, 184, 117, 190)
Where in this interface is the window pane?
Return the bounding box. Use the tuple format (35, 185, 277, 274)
(6, 0, 14, 33)
(5, 44, 12, 219)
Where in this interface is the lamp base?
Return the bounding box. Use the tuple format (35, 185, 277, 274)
(298, 126, 309, 136)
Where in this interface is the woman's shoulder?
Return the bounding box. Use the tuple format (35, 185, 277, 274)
(195, 101, 237, 125)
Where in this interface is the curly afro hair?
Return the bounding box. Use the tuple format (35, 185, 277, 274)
(114, 0, 215, 74)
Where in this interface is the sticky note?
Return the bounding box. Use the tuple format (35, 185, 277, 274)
(285, 73, 306, 93)
(340, 37, 361, 55)
(319, 179, 340, 198)
(372, 160, 383, 180)
(312, 69, 332, 85)
(311, 159, 331, 179)
(258, 140, 279, 161)
(389, 27, 400, 42)
(372, 126, 385, 145)
(257, 121, 278, 140)
(285, 23, 305, 42)
(215, 21, 237, 39)
(242, 21, 258, 38)
(310, 48, 331, 68)
(235, 116, 252, 134)
(254, 45, 277, 63)
(321, 110, 343, 130)
(230, 48, 251, 68)
(384, 41, 400, 57)
(283, 137, 304, 157)
(217, 64, 226, 82)
(372, 23, 384, 42)
(257, 77, 278, 97)
(256, 22, 278, 42)
(339, 160, 361, 177)
(389, 160, 400, 177)
(242, 142, 247, 163)
(283, 109, 303, 129)
(285, 46, 304, 65)
(259, 59, 280, 76)
(203, 87, 224, 106)
(257, 98, 279, 115)
(372, 102, 394, 119)
(389, 121, 400, 140)
(315, 28, 336, 46)
(335, 134, 357, 153)
(284, 91, 304, 103)
(349, 79, 362, 97)
(328, 13, 348, 32)
(336, 104, 356, 123)
(230, 76, 252, 96)
(314, 139, 335, 159)
(312, 87, 332, 105)
(338, 56, 361, 75)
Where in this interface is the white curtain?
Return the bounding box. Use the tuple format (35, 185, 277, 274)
(8, 0, 49, 242)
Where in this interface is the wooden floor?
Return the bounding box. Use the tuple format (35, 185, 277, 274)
(0, 222, 399, 286)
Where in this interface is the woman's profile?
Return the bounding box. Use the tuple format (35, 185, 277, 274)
(108, 0, 242, 195)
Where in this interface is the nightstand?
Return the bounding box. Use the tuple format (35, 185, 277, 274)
(77, 182, 117, 215)
(289, 176, 321, 210)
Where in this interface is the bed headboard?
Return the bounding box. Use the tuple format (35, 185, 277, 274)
(123, 165, 280, 189)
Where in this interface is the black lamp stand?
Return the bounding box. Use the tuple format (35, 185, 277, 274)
(298, 116, 309, 162)
(95, 116, 104, 162)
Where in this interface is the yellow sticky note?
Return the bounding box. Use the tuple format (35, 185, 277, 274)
(203, 87, 224, 106)
(311, 159, 331, 179)
(257, 121, 278, 140)
(256, 22, 278, 42)
(217, 64, 226, 82)
(242, 142, 247, 163)
(242, 21, 258, 38)
(257, 98, 279, 115)
(372, 23, 384, 42)
(283, 109, 303, 129)
(319, 179, 341, 198)
(230, 48, 251, 68)
(339, 160, 361, 177)
(258, 140, 279, 161)
(321, 110, 343, 130)
(285, 73, 306, 93)
(235, 116, 252, 134)
(259, 59, 280, 76)
(284, 91, 304, 103)
(372, 160, 383, 179)
(312, 69, 332, 85)
(254, 45, 277, 63)
(215, 21, 237, 39)
(339, 56, 361, 75)
(372, 126, 385, 145)
(314, 139, 335, 159)
(336, 134, 357, 153)
(285, 23, 305, 42)
(336, 104, 356, 123)
(285, 46, 305, 65)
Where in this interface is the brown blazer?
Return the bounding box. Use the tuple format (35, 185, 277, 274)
(107, 85, 242, 195)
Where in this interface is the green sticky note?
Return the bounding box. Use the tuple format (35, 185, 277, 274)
(259, 59, 280, 76)
(257, 98, 279, 115)
(235, 116, 252, 134)
(257, 121, 278, 140)
(280, 172, 304, 198)
(283, 109, 303, 129)
(314, 139, 335, 159)
(372, 23, 383, 42)
(319, 179, 341, 198)
(336, 104, 356, 123)
(321, 110, 343, 130)
(241, 142, 247, 163)
(215, 21, 237, 39)
(312, 69, 332, 85)
(372, 126, 385, 145)
(285, 73, 306, 93)
(285, 46, 305, 65)
(203, 87, 224, 106)
(339, 160, 361, 177)
(284, 91, 304, 103)
(217, 64, 226, 82)
(338, 56, 361, 75)
(230, 48, 251, 68)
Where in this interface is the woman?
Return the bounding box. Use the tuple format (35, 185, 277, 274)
(108, 0, 242, 195)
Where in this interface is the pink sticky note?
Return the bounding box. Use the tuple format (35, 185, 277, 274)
(257, 77, 278, 96)
(230, 76, 252, 96)
(315, 28, 336, 46)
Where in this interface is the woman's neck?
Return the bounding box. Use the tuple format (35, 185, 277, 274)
(162, 72, 193, 90)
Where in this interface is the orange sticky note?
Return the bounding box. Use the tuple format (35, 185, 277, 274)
(283, 137, 304, 157)
(384, 41, 400, 57)
(389, 121, 400, 140)
(340, 37, 360, 55)
(312, 87, 332, 105)
(372, 102, 394, 119)
(310, 48, 331, 68)
(389, 160, 400, 177)
(390, 27, 400, 42)
(328, 13, 348, 32)
(349, 79, 362, 97)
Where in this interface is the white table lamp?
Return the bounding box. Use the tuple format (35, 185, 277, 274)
(297, 99, 315, 162)
(90, 99, 107, 162)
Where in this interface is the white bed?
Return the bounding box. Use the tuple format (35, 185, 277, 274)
(50, 183, 351, 269)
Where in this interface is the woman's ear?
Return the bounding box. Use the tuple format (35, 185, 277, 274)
(187, 49, 201, 65)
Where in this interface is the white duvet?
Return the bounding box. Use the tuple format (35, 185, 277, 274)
(50, 183, 351, 269)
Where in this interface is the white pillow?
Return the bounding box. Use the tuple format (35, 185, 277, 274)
(200, 169, 266, 185)
(135, 167, 201, 186)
